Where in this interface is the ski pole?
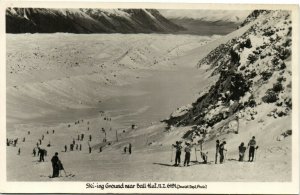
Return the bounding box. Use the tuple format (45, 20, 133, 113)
(170, 146, 173, 162)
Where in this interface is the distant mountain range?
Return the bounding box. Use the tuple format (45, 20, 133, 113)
(159, 10, 251, 35)
(6, 8, 184, 34)
(169, 18, 240, 35)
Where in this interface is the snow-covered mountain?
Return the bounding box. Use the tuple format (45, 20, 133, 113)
(6, 8, 184, 33)
(159, 10, 251, 35)
(166, 10, 292, 143)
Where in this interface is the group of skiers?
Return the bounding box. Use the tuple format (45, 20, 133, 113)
(172, 136, 258, 166)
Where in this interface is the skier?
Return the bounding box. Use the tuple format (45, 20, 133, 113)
(38, 147, 45, 162)
(248, 136, 257, 162)
(72, 139, 75, 145)
(81, 134, 84, 141)
(201, 151, 208, 164)
(183, 142, 192, 166)
(89, 146, 92, 154)
(238, 142, 247, 161)
(18, 148, 21, 155)
(89, 135, 92, 142)
(219, 141, 227, 164)
(23, 137, 25, 142)
(128, 143, 132, 154)
(42, 135, 44, 140)
(76, 144, 78, 150)
(215, 140, 220, 164)
(172, 141, 182, 166)
(79, 144, 82, 151)
(33, 148, 36, 157)
(124, 146, 127, 154)
(47, 131, 49, 134)
(64, 145, 67, 152)
(51, 152, 60, 178)
(28, 131, 30, 135)
(99, 146, 102, 153)
(77, 135, 80, 141)
(53, 129, 55, 134)
(39, 139, 42, 145)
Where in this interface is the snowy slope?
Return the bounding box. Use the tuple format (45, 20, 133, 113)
(166, 9, 292, 170)
(6, 8, 184, 33)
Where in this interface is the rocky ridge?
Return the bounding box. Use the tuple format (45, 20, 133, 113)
(166, 10, 292, 141)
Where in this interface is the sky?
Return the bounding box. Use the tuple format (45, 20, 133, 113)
(159, 10, 252, 22)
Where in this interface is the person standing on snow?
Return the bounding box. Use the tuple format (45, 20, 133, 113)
(183, 142, 192, 166)
(172, 141, 182, 166)
(33, 148, 36, 157)
(219, 141, 227, 164)
(38, 147, 45, 162)
(238, 142, 247, 161)
(128, 143, 132, 154)
(248, 136, 257, 162)
(215, 140, 220, 164)
(51, 152, 60, 178)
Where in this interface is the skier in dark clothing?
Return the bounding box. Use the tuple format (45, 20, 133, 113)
(64, 145, 67, 152)
(183, 142, 191, 166)
(172, 141, 182, 166)
(201, 151, 208, 164)
(89, 146, 92, 154)
(38, 147, 45, 162)
(248, 136, 257, 162)
(33, 148, 36, 157)
(89, 135, 92, 142)
(238, 142, 247, 161)
(128, 143, 132, 154)
(53, 130, 55, 134)
(81, 134, 84, 141)
(51, 152, 60, 178)
(76, 144, 78, 150)
(219, 141, 227, 164)
(124, 146, 127, 154)
(18, 148, 21, 155)
(72, 139, 75, 145)
(79, 144, 82, 151)
(215, 140, 220, 164)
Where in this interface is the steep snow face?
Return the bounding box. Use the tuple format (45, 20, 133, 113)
(6, 8, 184, 33)
(167, 10, 292, 142)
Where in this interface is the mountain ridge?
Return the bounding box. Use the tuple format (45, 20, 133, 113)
(6, 8, 184, 34)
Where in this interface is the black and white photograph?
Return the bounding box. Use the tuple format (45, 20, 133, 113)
(0, 1, 299, 194)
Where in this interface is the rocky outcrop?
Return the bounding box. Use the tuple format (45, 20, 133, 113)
(166, 10, 292, 138)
